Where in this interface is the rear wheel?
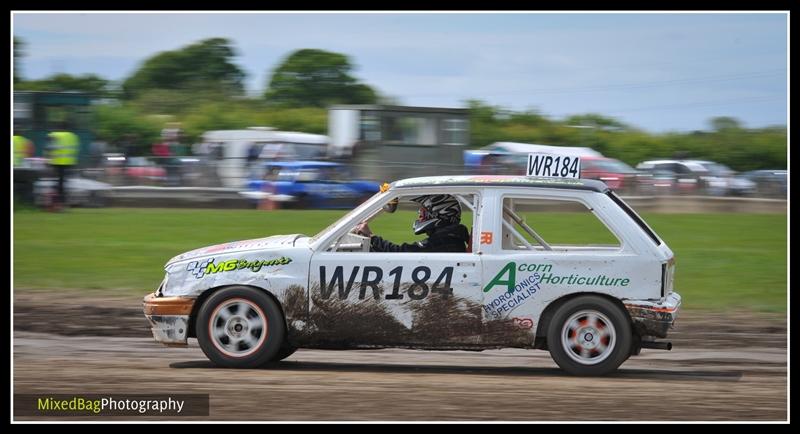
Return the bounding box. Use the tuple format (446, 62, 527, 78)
(196, 286, 285, 368)
(547, 295, 632, 376)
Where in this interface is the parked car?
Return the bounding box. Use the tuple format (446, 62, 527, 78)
(638, 159, 759, 197)
(580, 156, 641, 194)
(125, 157, 168, 183)
(145, 173, 680, 376)
(636, 169, 678, 195)
(104, 155, 167, 185)
(34, 176, 112, 208)
(464, 142, 602, 175)
(636, 160, 712, 195)
(740, 170, 787, 198)
(464, 143, 639, 194)
(241, 161, 380, 209)
(689, 160, 756, 197)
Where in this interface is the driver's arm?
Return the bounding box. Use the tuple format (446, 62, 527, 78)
(370, 236, 429, 252)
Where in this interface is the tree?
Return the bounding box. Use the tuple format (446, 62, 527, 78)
(122, 38, 245, 100)
(564, 113, 628, 132)
(93, 104, 162, 155)
(264, 49, 377, 107)
(16, 73, 115, 98)
(709, 116, 742, 132)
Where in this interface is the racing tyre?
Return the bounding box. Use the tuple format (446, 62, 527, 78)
(196, 286, 286, 368)
(547, 295, 632, 376)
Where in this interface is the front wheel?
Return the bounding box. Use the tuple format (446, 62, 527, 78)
(196, 286, 286, 368)
(547, 295, 632, 376)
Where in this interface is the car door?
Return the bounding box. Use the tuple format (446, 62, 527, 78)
(306, 194, 484, 349)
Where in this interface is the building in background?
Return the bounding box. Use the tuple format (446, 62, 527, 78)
(328, 105, 469, 182)
(13, 91, 94, 164)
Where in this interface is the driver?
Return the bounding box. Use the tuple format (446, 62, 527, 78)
(354, 194, 470, 253)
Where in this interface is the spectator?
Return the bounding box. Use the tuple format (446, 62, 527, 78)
(247, 142, 263, 179)
(46, 122, 80, 210)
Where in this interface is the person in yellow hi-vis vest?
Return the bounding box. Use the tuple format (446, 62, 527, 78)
(47, 128, 79, 208)
(13, 134, 33, 168)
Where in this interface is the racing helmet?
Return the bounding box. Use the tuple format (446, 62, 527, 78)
(411, 194, 461, 235)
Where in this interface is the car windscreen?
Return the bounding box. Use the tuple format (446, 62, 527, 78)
(700, 163, 733, 176)
(293, 143, 327, 159)
(309, 190, 388, 244)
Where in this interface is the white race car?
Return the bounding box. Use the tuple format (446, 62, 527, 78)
(144, 172, 680, 376)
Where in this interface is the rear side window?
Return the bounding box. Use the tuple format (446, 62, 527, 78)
(606, 191, 662, 245)
(500, 196, 621, 251)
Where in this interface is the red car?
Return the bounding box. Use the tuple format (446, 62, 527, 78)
(125, 157, 167, 181)
(579, 157, 640, 194)
(105, 156, 167, 184)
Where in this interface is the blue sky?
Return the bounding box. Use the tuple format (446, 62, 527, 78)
(13, 12, 788, 133)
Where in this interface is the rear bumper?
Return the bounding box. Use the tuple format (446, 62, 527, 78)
(143, 293, 196, 347)
(624, 292, 681, 338)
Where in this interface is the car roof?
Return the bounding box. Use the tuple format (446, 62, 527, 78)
(269, 132, 328, 144)
(202, 129, 327, 144)
(485, 142, 604, 157)
(747, 169, 787, 175)
(392, 175, 609, 192)
(638, 160, 708, 171)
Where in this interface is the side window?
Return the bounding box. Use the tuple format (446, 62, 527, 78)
(331, 193, 477, 253)
(442, 119, 468, 145)
(500, 196, 621, 252)
(673, 164, 691, 174)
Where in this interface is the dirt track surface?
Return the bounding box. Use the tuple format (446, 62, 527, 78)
(13, 291, 788, 421)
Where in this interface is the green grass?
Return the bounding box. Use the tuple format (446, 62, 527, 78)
(13, 208, 786, 312)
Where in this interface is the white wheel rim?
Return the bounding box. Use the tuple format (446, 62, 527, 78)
(209, 298, 268, 358)
(560, 309, 616, 365)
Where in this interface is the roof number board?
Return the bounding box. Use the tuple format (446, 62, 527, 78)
(526, 153, 581, 179)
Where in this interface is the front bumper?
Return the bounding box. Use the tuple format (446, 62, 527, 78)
(143, 293, 196, 347)
(624, 292, 681, 338)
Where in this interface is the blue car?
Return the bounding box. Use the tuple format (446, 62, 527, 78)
(243, 161, 380, 209)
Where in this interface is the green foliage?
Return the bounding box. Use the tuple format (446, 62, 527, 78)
(93, 104, 162, 154)
(128, 87, 235, 116)
(564, 113, 629, 131)
(264, 49, 378, 107)
(181, 103, 260, 142)
(257, 107, 328, 134)
(14, 37, 24, 83)
(179, 102, 327, 143)
(709, 116, 742, 132)
(122, 38, 245, 99)
(15, 73, 115, 98)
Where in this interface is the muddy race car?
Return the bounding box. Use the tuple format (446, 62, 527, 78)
(144, 170, 681, 375)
